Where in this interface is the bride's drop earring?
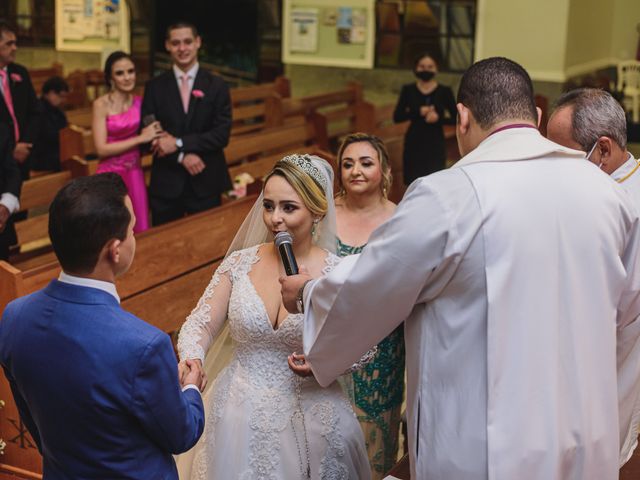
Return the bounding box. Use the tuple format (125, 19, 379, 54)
(311, 219, 319, 238)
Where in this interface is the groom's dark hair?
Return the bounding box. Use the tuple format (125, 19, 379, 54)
(166, 21, 199, 39)
(49, 173, 131, 274)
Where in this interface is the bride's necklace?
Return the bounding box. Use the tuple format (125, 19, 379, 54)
(291, 378, 311, 478)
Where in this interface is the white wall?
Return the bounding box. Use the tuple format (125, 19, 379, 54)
(474, 0, 570, 81)
(564, 0, 614, 76)
(610, 0, 640, 61)
(475, 0, 639, 82)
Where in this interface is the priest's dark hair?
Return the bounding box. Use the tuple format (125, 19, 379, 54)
(49, 173, 130, 274)
(457, 57, 537, 129)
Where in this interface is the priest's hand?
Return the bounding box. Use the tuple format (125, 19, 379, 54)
(279, 267, 312, 313)
(287, 352, 314, 378)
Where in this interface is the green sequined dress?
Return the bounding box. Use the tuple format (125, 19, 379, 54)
(337, 238, 406, 479)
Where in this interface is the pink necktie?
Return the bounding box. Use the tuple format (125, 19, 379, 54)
(180, 74, 190, 113)
(0, 70, 19, 141)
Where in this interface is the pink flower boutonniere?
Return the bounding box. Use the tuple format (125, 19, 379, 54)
(9, 73, 22, 83)
(192, 89, 204, 98)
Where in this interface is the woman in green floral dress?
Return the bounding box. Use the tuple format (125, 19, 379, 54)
(335, 133, 406, 479)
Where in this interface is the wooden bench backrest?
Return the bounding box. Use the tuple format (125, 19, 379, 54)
(59, 125, 94, 164)
(18, 171, 72, 213)
(229, 77, 290, 136)
(0, 196, 255, 319)
(29, 63, 63, 96)
(225, 120, 316, 165)
(282, 82, 362, 116)
(13, 160, 91, 251)
(65, 107, 93, 129)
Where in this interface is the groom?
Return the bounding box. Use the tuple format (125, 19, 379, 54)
(0, 173, 205, 478)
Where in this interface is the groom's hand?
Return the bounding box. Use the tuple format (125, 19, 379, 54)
(179, 359, 207, 392)
(279, 267, 312, 313)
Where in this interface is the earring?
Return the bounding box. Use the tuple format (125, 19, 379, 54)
(311, 219, 319, 237)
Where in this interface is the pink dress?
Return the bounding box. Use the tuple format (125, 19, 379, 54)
(96, 96, 150, 233)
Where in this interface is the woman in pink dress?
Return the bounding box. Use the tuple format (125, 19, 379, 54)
(92, 51, 160, 233)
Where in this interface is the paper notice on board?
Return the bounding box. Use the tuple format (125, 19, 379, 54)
(290, 8, 319, 52)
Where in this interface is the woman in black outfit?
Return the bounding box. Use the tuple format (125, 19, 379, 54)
(393, 53, 457, 185)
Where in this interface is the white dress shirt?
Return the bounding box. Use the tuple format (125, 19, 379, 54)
(172, 63, 199, 165)
(59, 271, 120, 303)
(0, 192, 19, 214)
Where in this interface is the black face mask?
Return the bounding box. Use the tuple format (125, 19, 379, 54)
(415, 70, 435, 82)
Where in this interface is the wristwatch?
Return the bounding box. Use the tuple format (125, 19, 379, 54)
(296, 280, 312, 314)
(175, 137, 184, 152)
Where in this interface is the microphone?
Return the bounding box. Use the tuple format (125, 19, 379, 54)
(274, 232, 299, 276)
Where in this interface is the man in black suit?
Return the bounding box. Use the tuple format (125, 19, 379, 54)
(0, 20, 41, 180)
(142, 22, 232, 226)
(0, 123, 22, 260)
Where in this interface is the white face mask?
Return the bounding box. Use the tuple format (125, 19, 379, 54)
(585, 141, 602, 168)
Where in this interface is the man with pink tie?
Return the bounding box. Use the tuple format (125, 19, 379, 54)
(0, 20, 41, 181)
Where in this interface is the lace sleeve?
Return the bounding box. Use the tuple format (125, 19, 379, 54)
(177, 252, 241, 363)
(322, 252, 378, 374)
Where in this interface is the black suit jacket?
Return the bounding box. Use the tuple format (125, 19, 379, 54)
(0, 63, 41, 176)
(0, 123, 22, 257)
(141, 68, 232, 200)
(31, 97, 67, 172)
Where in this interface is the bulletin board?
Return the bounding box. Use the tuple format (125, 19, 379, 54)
(55, 0, 130, 53)
(282, 0, 375, 69)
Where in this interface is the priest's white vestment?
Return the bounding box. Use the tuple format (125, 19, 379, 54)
(612, 152, 640, 466)
(302, 128, 640, 480)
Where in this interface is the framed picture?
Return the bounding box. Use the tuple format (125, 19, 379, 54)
(283, 0, 375, 69)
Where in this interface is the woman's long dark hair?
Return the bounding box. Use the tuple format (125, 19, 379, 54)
(103, 50, 133, 88)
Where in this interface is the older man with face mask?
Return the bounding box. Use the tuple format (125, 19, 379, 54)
(547, 88, 640, 468)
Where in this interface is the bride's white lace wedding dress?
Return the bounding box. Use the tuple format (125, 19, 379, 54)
(177, 245, 371, 480)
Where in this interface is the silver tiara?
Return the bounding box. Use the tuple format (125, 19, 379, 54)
(281, 154, 328, 191)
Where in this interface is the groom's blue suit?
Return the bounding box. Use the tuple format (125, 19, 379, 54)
(0, 280, 205, 479)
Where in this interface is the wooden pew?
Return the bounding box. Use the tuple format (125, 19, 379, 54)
(225, 118, 335, 184)
(230, 76, 290, 136)
(0, 196, 255, 476)
(29, 64, 63, 96)
(10, 160, 91, 263)
(64, 107, 93, 129)
(282, 82, 363, 151)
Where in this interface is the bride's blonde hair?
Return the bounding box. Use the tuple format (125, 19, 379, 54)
(263, 155, 328, 219)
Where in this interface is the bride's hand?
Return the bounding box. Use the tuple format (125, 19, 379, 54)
(179, 359, 207, 391)
(288, 352, 314, 378)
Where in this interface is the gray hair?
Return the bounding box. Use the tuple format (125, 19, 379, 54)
(553, 88, 627, 151)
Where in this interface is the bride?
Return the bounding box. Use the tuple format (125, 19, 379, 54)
(176, 154, 371, 480)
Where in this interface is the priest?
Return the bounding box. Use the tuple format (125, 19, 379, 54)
(281, 57, 640, 480)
